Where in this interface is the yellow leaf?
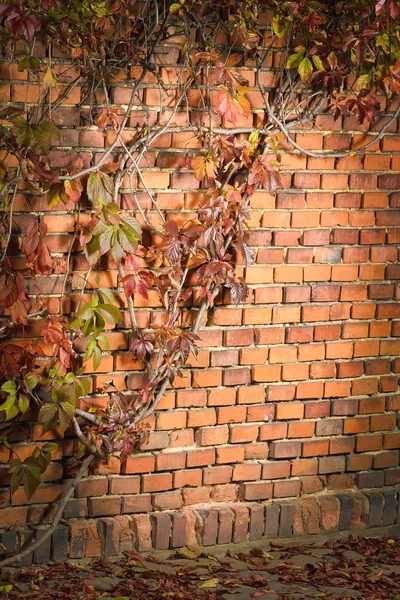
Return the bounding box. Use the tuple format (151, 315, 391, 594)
(199, 578, 219, 588)
(43, 67, 57, 89)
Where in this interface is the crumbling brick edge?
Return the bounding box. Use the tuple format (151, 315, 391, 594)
(1, 487, 399, 565)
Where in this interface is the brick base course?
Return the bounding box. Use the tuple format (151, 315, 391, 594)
(1, 486, 399, 563)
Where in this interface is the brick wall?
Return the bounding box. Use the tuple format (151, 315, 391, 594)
(1, 36, 400, 560)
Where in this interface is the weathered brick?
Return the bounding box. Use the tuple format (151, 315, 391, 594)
(170, 513, 187, 548)
(150, 512, 172, 550)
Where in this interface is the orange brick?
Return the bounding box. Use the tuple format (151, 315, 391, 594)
(276, 402, 304, 420)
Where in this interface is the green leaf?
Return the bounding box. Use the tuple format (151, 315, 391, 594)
(83, 316, 95, 337)
(97, 287, 116, 305)
(76, 377, 90, 398)
(47, 182, 68, 208)
(10, 468, 24, 496)
(93, 312, 106, 338)
(93, 344, 102, 371)
(38, 402, 56, 422)
(12, 116, 33, 148)
(23, 464, 42, 499)
(286, 53, 304, 69)
(355, 73, 371, 90)
(121, 216, 142, 242)
(33, 121, 60, 155)
(83, 235, 101, 267)
(312, 55, 324, 71)
(96, 334, 110, 351)
(18, 394, 29, 414)
(59, 402, 74, 434)
(25, 376, 37, 392)
(272, 14, 287, 38)
(42, 442, 58, 453)
(170, 3, 182, 13)
(17, 56, 40, 71)
(95, 304, 120, 324)
(1, 381, 16, 394)
(298, 56, 313, 81)
(69, 316, 85, 329)
(84, 337, 96, 362)
(0, 395, 19, 421)
(87, 172, 113, 206)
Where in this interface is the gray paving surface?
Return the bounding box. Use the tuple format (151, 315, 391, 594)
(1, 535, 400, 599)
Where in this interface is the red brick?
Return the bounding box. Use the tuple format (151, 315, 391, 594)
(208, 388, 236, 406)
(232, 463, 261, 481)
(356, 434, 382, 452)
(304, 401, 331, 418)
(269, 346, 297, 364)
(259, 422, 288, 441)
(182, 487, 211, 505)
(156, 452, 186, 471)
(187, 408, 216, 428)
(142, 473, 172, 493)
(176, 390, 206, 408)
(203, 466, 233, 485)
(273, 480, 301, 498)
(237, 386, 265, 404)
(269, 440, 301, 458)
(302, 440, 329, 457)
(240, 482, 273, 501)
(282, 364, 309, 381)
(123, 455, 155, 475)
(262, 461, 291, 479)
(216, 445, 245, 464)
(287, 416, 316, 437)
(267, 384, 296, 401)
(291, 458, 318, 476)
(230, 424, 259, 443)
(173, 469, 203, 488)
(276, 402, 304, 420)
(196, 426, 229, 446)
(157, 411, 187, 430)
(296, 381, 324, 399)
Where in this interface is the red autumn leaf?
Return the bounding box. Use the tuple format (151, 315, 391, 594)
(21, 221, 40, 260)
(0, 270, 23, 310)
(214, 87, 250, 125)
(214, 90, 238, 125)
(64, 178, 83, 203)
(97, 108, 109, 131)
(0, 343, 43, 378)
(191, 155, 217, 181)
(8, 10, 41, 42)
(130, 331, 154, 361)
(248, 154, 280, 192)
(7, 294, 29, 326)
(122, 269, 153, 300)
(35, 237, 53, 275)
(43, 318, 76, 368)
(22, 221, 52, 276)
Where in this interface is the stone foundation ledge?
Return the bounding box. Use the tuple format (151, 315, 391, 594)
(1, 487, 399, 565)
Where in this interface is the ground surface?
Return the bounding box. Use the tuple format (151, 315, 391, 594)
(1, 536, 400, 600)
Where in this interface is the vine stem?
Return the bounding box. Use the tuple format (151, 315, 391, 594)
(256, 56, 400, 159)
(0, 172, 20, 266)
(0, 454, 94, 568)
(117, 262, 137, 333)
